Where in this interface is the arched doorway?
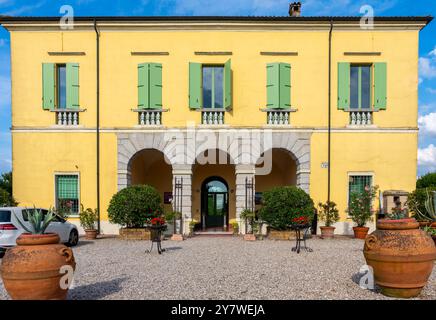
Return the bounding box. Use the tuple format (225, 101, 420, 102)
(201, 176, 229, 230)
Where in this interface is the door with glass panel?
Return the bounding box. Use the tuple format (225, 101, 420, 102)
(201, 177, 229, 229)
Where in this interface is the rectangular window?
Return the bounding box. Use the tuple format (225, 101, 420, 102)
(56, 64, 67, 109)
(202, 66, 224, 109)
(350, 65, 371, 110)
(0, 210, 11, 222)
(55, 174, 79, 215)
(348, 175, 372, 206)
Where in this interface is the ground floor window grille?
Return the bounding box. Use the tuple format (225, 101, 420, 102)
(56, 174, 79, 215)
(348, 175, 372, 207)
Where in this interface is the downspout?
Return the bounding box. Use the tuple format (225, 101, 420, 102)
(327, 20, 333, 211)
(94, 19, 101, 234)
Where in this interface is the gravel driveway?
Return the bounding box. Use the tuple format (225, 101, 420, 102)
(1, 236, 435, 300)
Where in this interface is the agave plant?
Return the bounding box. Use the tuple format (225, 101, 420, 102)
(14, 207, 57, 234)
(410, 189, 436, 222)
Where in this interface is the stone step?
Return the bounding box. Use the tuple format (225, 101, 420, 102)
(193, 231, 234, 237)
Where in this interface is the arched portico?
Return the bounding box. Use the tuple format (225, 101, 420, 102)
(117, 130, 311, 235)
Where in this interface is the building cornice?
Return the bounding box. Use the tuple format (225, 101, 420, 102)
(0, 16, 432, 32)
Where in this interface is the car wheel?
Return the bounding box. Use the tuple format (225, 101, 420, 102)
(67, 229, 79, 247)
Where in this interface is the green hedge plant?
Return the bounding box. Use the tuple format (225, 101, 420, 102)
(108, 185, 163, 228)
(259, 186, 314, 230)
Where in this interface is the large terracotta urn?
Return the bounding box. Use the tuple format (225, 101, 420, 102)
(364, 218, 436, 298)
(0, 233, 76, 300)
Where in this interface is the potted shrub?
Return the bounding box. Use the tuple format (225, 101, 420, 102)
(0, 208, 76, 300)
(79, 205, 98, 240)
(348, 186, 378, 239)
(228, 218, 238, 234)
(108, 185, 163, 240)
(165, 211, 183, 240)
(363, 200, 436, 298)
(189, 219, 198, 236)
(317, 201, 339, 239)
(259, 186, 314, 240)
(241, 209, 256, 241)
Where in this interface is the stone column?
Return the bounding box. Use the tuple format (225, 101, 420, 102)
(296, 169, 310, 194)
(172, 164, 193, 235)
(235, 164, 256, 234)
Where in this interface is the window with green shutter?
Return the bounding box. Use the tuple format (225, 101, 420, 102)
(55, 174, 79, 215)
(189, 60, 232, 110)
(338, 62, 387, 111)
(266, 62, 291, 109)
(138, 63, 163, 109)
(42, 63, 80, 110)
(348, 175, 372, 206)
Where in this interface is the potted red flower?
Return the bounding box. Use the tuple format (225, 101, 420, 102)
(147, 217, 167, 242)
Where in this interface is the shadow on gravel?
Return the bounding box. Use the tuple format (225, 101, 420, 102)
(68, 276, 128, 300)
(163, 246, 183, 251)
(74, 240, 96, 248)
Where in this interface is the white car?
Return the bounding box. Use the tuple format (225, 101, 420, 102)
(0, 207, 79, 257)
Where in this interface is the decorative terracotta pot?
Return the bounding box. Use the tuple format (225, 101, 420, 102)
(364, 218, 436, 298)
(84, 229, 98, 240)
(353, 226, 369, 239)
(432, 235, 436, 246)
(0, 233, 76, 300)
(432, 222, 436, 228)
(320, 226, 335, 239)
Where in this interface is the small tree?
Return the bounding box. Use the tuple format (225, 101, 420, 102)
(108, 185, 163, 228)
(0, 187, 17, 207)
(416, 172, 436, 189)
(0, 172, 12, 195)
(259, 186, 314, 230)
(348, 185, 378, 227)
(318, 201, 340, 227)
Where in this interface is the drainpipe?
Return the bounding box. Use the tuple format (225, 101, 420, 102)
(94, 19, 101, 234)
(327, 20, 333, 212)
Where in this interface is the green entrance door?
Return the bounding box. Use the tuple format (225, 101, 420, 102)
(202, 177, 228, 229)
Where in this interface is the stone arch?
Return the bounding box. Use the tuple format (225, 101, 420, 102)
(258, 132, 311, 193)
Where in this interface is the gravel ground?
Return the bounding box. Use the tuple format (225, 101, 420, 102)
(0, 236, 435, 300)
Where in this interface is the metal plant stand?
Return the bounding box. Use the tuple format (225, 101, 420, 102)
(290, 224, 313, 254)
(145, 225, 166, 254)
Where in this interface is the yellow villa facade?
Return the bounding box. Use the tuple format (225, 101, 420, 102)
(0, 14, 431, 235)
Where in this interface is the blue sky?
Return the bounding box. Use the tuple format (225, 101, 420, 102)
(0, 0, 435, 176)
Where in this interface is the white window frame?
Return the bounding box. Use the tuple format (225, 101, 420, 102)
(54, 172, 81, 217)
(346, 171, 374, 219)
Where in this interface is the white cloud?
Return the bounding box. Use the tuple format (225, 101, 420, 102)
(429, 46, 436, 58)
(419, 112, 436, 136)
(419, 57, 436, 80)
(426, 87, 436, 94)
(418, 144, 436, 173)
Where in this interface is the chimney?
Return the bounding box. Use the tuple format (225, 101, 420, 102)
(289, 2, 302, 17)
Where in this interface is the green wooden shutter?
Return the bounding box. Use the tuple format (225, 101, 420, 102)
(374, 62, 387, 110)
(138, 63, 149, 109)
(266, 63, 280, 108)
(66, 63, 79, 109)
(338, 62, 350, 110)
(223, 59, 232, 110)
(42, 63, 55, 110)
(189, 62, 202, 109)
(279, 63, 291, 109)
(149, 63, 162, 109)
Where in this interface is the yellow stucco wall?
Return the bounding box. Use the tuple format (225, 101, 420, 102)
(8, 23, 420, 231)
